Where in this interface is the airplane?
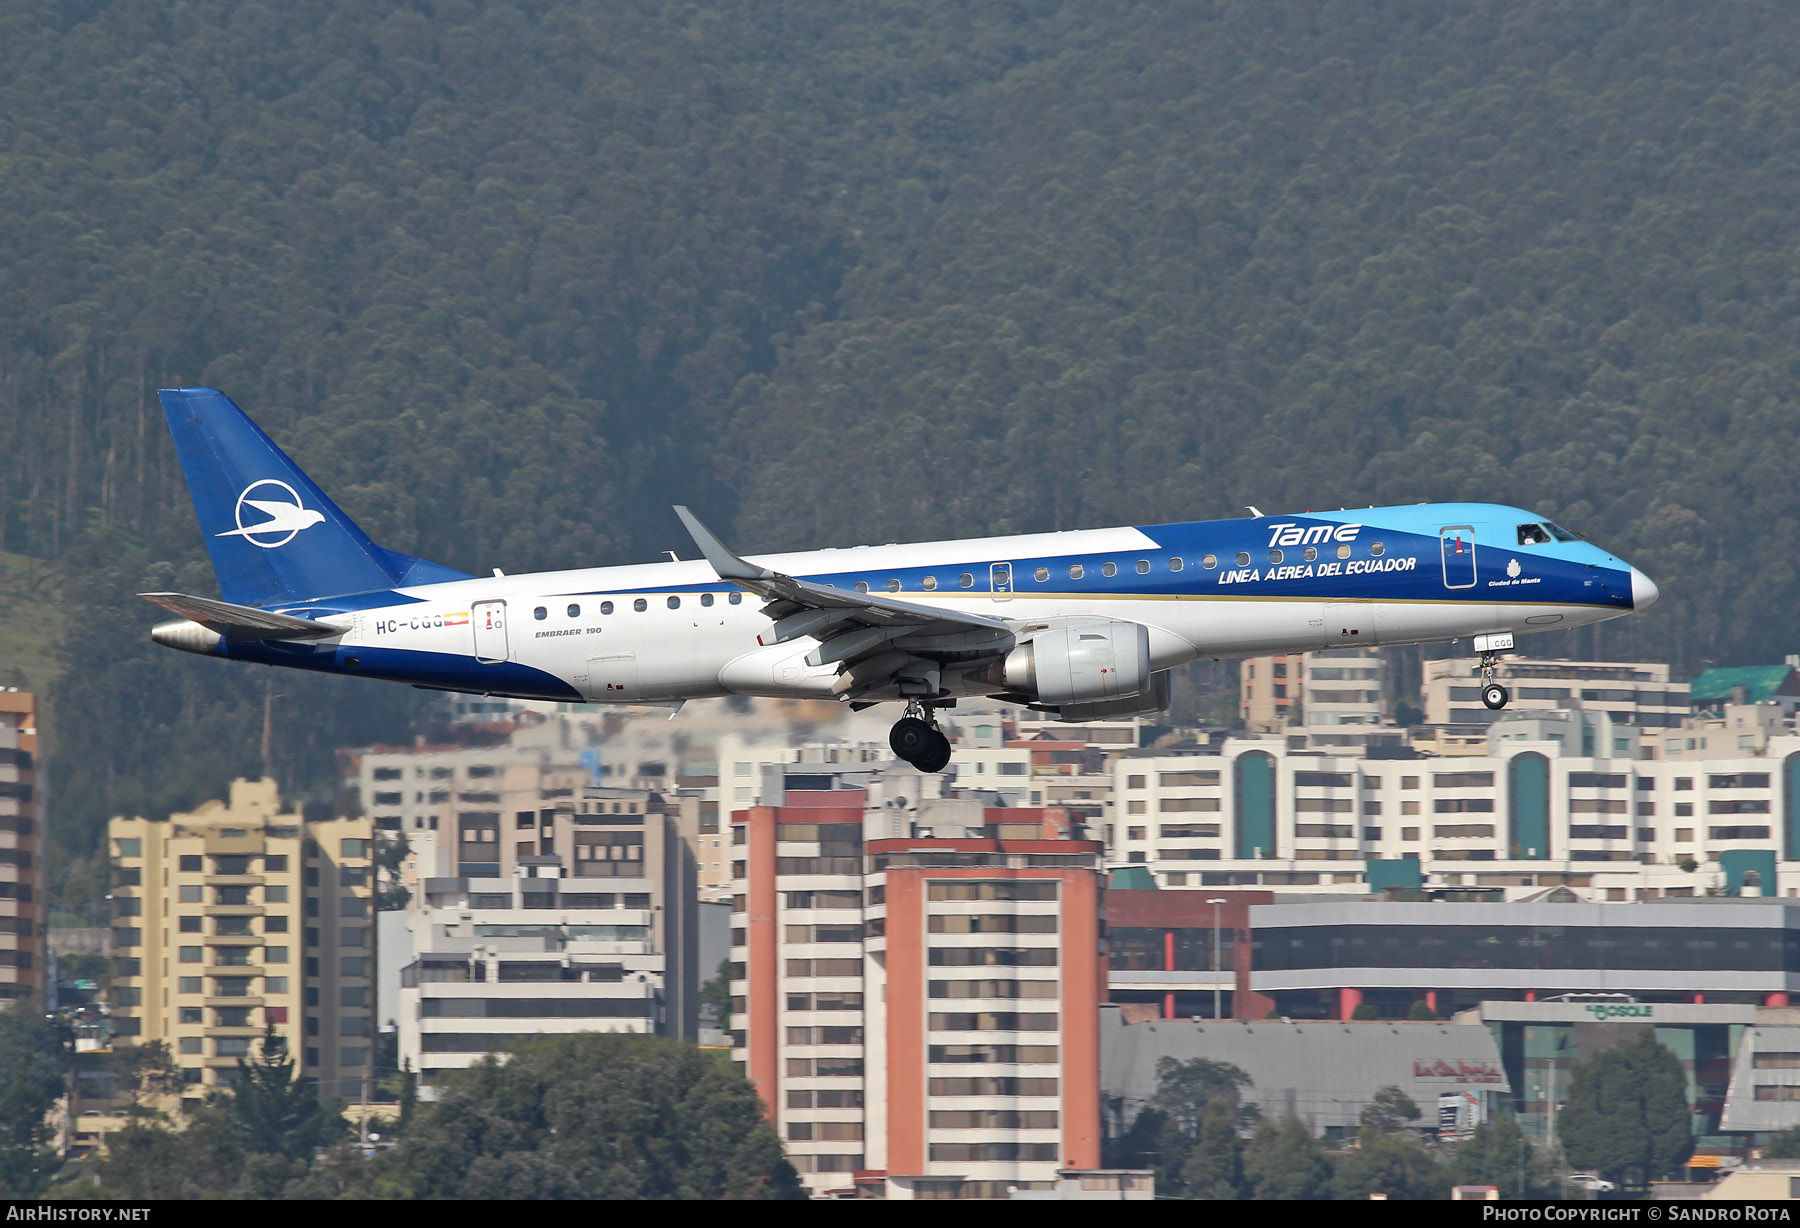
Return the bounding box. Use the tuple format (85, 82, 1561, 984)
(144, 388, 1660, 772)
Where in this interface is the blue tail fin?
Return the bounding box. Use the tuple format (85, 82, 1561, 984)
(158, 387, 470, 607)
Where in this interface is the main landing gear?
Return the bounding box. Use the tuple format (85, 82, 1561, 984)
(890, 703, 952, 773)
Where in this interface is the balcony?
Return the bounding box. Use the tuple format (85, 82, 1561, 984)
(203, 874, 264, 887)
(204, 995, 264, 1008)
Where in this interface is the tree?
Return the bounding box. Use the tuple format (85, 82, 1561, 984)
(700, 958, 732, 1032)
(365, 1033, 803, 1199)
(1559, 1031, 1693, 1183)
(226, 1026, 345, 1161)
(1361, 1085, 1422, 1135)
(0, 1001, 67, 1197)
(1151, 1056, 1252, 1136)
(1179, 1099, 1245, 1200)
(1766, 1126, 1800, 1159)
(1243, 1117, 1333, 1200)
(1407, 1000, 1437, 1021)
(1334, 1129, 1447, 1201)
(1450, 1116, 1559, 1200)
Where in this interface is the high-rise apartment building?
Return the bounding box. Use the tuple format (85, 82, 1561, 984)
(392, 781, 701, 1092)
(0, 691, 41, 1001)
(1239, 654, 1302, 733)
(731, 781, 1105, 1199)
(109, 779, 374, 1099)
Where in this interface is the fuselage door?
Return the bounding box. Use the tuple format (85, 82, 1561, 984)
(990, 561, 1014, 601)
(1439, 526, 1477, 590)
(472, 600, 509, 663)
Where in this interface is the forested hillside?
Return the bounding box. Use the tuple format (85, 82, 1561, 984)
(6, 1, 1800, 886)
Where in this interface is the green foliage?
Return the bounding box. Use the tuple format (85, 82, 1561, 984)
(1243, 1118, 1332, 1201)
(700, 958, 732, 1032)
(1449, 1116, 1559, 1200)
(1361, 1085, 1423, 1135)
(1333, 1129, 1447, 1201)
(1179, 1099, 1245, 1200)
(1766, 1126, 1800, 1159)
(85, 1029, 348, 1199)
(1351, 1003, 1378, 1021)
(0, 1001, 69, 1197)
(1559, 1031, 1694, 1182)
(363, 1033, 802, 1199)
(1407, 1000, 1436, 1021)
(1151, 1055, 1252, 1135)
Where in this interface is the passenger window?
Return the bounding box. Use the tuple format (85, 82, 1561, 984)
(1302, 547, 1316, 563)
(1069, 564, 1085, 580)
(1169, 557, 1184, 573)
(600, 601, 614, 615)
(1235, 552, 1249, 567)
(923, 576, 938, 591)
(1101, 562, 1117, 578)
(1337, 544, 1351, 560)
(886, 579, 900, 593)
(1135, 559, 1150, 574)
(1517, 523, 1551, 546)
(728, 592, 742, 605)
(567, 604, 580, 618)
(1371, 542, 1385, 557)
(1201, 554, 1217, 569)
(701, 593, 714, 607)
(633, 598, 647, 612)
(533, 607, 547, 620)
(957, 573, 973, 589)
(1034, 568, 1049, 583)
(667, 596, 681, 609)
(855, 581, 869, 594)
(1268, 550, 1283, 565)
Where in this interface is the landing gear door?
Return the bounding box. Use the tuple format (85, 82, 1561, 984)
(990, 562, 1013, 601)
(472, 600, 509, 663)
(1439, 526, 1477, 590)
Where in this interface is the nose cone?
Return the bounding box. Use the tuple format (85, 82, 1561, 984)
(1630, 567, 1660, 611)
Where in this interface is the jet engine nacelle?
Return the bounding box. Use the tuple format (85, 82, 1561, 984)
(994, 617, 1153, 706)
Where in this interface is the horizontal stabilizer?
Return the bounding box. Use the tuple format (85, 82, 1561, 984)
(138, 592, 343, 641)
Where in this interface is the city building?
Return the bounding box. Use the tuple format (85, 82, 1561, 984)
(1105, 888, 1270, 1022)
(1422, 657, 1690, 733)
(1100, 1007, 1510, 1141)
(1106, 729, 1800, 899)
(1248, 897, 1800, 1021)
(1463, 997, 1748, 1142)
(395, 865, 670, 1097)
(108, 778, 373, 1099)
(1239, 654, 1302, 733)
(0, 691, 42, 1001)
(391, 781, 701, 1089)
(729, 769, 1106, 1199)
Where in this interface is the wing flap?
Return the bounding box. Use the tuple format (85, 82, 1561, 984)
(674, 506, 1017, 691)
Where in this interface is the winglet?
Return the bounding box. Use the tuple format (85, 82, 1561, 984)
(673, 506, 776, 583)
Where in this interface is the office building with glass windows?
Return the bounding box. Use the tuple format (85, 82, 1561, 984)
(108, 778, 373, 1100)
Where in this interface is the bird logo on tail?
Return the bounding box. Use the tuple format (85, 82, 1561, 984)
(217, 480, 326, 549)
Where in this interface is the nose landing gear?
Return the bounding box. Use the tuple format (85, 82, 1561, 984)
(890, 703, 952, 773)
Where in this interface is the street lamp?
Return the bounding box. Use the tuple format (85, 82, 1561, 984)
(1206, 898, 1228, 1020)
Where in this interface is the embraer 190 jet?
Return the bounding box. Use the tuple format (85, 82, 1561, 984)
(144, 388, 1659, 772)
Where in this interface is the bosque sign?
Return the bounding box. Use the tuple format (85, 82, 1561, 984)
(1584, 1003, 1653, 1020)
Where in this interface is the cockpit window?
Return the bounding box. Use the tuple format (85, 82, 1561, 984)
(1517, 523, 1551, 546)
(1546, 522, 1581, 542)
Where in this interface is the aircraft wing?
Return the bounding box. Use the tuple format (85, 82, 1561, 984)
(674, 506, 1016, 697)
(139, 592, 344, 641)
